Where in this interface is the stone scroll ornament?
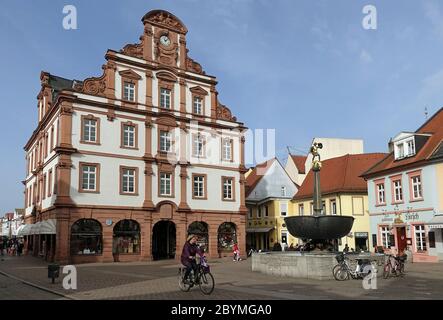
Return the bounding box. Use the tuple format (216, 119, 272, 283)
(186, 57, 205, 75)
(120, 42, 144, 59)
(216, 102, 237, 122)
(73, 72, 106, 97)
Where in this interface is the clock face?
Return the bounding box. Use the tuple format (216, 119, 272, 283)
(160, 35, 171, 46)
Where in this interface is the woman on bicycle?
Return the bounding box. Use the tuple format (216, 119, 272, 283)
(181, 234, 201, 283)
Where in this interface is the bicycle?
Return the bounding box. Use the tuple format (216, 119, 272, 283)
(383, 254, 406, 279)
(178, 256, 215, 295)
(333, 253, 374, 281)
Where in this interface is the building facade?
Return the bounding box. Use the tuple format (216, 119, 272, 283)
(362, 108, 443, 262)
(245, 159, 298, 251)
(291, 153, 386, 252)
(22, 10, 247, 264)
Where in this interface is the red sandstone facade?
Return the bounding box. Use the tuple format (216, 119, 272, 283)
(22, 10, 247, 264)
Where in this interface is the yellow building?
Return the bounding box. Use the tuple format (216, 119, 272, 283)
(245, 159, 298, 251)
(290, 153, 386, 252)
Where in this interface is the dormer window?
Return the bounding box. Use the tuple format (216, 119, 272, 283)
(394, 137, 416, 160)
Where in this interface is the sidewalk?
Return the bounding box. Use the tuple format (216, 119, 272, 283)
(1, 255, 443, 299)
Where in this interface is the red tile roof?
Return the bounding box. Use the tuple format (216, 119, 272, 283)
(293, 153, 387, 200)
(290, 155, 308, 174)
(245, 158, 276, 197)
(362, 108, 443, 178)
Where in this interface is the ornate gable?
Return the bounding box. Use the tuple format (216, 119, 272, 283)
(142, 10, 188, 34)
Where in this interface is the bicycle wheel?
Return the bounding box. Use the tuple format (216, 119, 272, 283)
(178, 268, 191, 292)
(383, 263, 391, 279)
(333, 265, 349, 281)
(198, 271, 215, 295)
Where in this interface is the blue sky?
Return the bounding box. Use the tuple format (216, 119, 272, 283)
(1, 0, 443, 213)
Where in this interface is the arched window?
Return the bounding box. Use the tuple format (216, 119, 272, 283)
(188, 221, 209, 252)
(70, 219, 102, 255)
(113, 219, 141, 254)
(218, 222, 237, 251)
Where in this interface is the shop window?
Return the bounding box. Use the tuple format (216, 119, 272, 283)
(188, 221, 209, 253)
(429, 231, 436, 249)
(70, 219, 102, 255)
(218, 222, 237, 251)
(113, 220, 140, 254)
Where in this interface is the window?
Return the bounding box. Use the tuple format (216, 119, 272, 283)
(415, 225, 427, 251)
(193, 174, 206, 199)
(222, 177, 234, 201)
(193, 134, 205, 158)
(121, 167, 137, 194)
(257, 206, 262, 218)
(377, 183, 385, 204)
(281, 186, 287, 197)
(79, 163, 99, 193)
(70, 219, 102, 255)
(42, 174, 47, 200)
(160, 131, 172, 152)
(429, 231, 436, 248)
(82, 117, 98, 143)
(407, 139, 415, 156)
(299, 204, 304, 216)
(397, 143, 405, 159)
(160, 173, 172, 196)
(122, 123, 136, 148)
(411, 175, 423, 200)
(381, 226, 390, 248)
(330, 199, 337, 215)
(264, 205, 269, 217)
(310, 202, 313, 215)
(222, 138, 233, 161)
(50, 126, 54, 151)
(113, 220, 140, 254)
(280, 202, 288, 216)
(217, 222, 237, 251)
(123, 81, 135, 102)
(48, 169, 52, 197)
(160, 88, 171, 109)
(281, 231, 288, 245)
(193, 96, 203, 115)
(248, 207, 253, 219)
(393, 179, 403, 202)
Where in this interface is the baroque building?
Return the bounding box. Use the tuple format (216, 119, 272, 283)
(22, 10, 247, 263)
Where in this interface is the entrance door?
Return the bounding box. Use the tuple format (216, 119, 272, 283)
(396, 227, 407, 253)
(152, 221, 176, 260)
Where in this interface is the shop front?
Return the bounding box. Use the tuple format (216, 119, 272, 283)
(373, 211, 443, 262)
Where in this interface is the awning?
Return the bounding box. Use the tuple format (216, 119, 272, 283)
(426, 214, 443, 229)
(17, 219, 57, 236)
(246, 227, 274, 233)
(16, 224, 32, 237)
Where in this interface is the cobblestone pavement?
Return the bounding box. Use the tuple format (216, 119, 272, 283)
(1, 255, 443, 299)
(0, 273, 63, 300)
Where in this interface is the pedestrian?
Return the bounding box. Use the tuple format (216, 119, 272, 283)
(343, 244, 349, 253)
(17, 240, 24, 257)
(232, 242, 241, 261)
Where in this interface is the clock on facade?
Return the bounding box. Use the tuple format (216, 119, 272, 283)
(160, 35, 171, 46)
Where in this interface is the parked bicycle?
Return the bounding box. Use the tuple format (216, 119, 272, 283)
(333, 253, 374, 281)
(178, 255, 215, 295)
(383, 254, 406, 279)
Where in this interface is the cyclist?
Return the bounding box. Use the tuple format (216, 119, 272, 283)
(181, 234, 201, 284)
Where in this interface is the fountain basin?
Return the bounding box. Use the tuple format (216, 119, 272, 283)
(284, 215, 354, 240)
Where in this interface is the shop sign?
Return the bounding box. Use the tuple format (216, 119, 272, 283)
(105, 219, 113, 226)
(405, 212, 419, 221)
(382, 217, 393, 222)
(355, 232, 368, 238)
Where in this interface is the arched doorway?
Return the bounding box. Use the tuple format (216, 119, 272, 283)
(218, 222, 237, 255)
(152, 220, 176, 260)
(188, 221, 209, 253)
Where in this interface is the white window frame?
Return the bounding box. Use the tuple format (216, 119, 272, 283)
(406, 139, 416, 156)
(299, 204, 304, 216)
(160, 173, 172, 196)
(83, 119, 97, 143)
(193, 175, 205, 198)
(222, 138, 232, 161)
(122, 168, 135, 193)
(123, 82, 135, 102)
(394, 180, 403, 202)
(223, 178, 233, 200)
(123, 124, 135, 148)
(381, 226, 390, 248)
(160, 88, 171, 109)
(330, 199, 337, 215)
(193, 96, 203, 115)
(160, 131, 172, 152)
(377, 183, 385, 204)
(193, 134, 205, 158)
(280, 201, 288, 217)
(415, 225, 427, 251)
(411, 176, 423, 200)
(82, 165, 96, 191)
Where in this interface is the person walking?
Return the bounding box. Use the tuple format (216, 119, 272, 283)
(232, 243, 241, 261)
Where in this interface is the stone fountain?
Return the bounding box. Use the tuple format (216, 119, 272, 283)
(251, 142, 356, 280)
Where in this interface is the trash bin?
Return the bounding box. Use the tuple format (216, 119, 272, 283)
(48, 263, 60, 284)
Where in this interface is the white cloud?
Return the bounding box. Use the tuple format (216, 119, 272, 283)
(359, 49, 373, 64)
